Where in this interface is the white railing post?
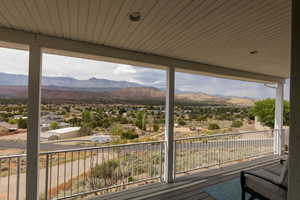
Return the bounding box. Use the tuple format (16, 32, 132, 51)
(164, 67, 175, 183)
(274, 81, 284, 156)
(26, 41, 42, 200)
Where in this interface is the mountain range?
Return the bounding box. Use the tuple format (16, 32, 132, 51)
(0, 72, 143, 88)
(0, 73, 254, 106)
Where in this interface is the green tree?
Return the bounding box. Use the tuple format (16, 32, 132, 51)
(80, 111, 94, 136)
(50, 121, 59, 130)
(82, 111, 92, 124)
(208, 123, 220, 130)
(250, 98, 290, 128)
(135, 111, 147, 131)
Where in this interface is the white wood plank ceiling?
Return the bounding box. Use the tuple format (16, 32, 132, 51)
(0, 0, 291, 78)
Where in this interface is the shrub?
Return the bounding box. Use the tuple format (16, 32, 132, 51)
(8, 119, 17, 124)
(178, 119, 186, 126)
(231, 120, 243, 128)
(111, 123, 123, 136)
(17, 118, 27, 129)
(50, 121, 59, 130)
(121, 130, 139, 140)
(208, 123, 220, 130)
(153, 123, 160, 132)
(128, 176, 134, 182)
(79, 124, 93, 136)
(89, 160, 120, 189)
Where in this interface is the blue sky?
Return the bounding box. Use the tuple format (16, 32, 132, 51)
(0, 47, 290, 100)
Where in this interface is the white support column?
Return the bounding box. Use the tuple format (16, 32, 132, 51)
(289, 1, 300, 199)
(26, 41, 42, 200)
(274, 82, 284, 155)
(164, 67, 175, 183)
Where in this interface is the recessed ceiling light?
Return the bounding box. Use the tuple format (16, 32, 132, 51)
(250, 50, 259, 54)
(129, 12, 142, 22)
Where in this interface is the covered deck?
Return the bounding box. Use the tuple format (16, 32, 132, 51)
(0, 0, 299, 199)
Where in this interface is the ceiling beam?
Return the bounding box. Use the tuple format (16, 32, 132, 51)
(0, 27, 284, 83)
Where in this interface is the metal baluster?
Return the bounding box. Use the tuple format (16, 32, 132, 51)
(90, 150, 94, 188)
(192, 139, 195, 169)
(44, 154, 49, 200)
(49, 154, 53, 200)
(150, 143, 153, 179)
(64, 152, 67, 197)
(209, 138, 211, 167)
(113, 147, 117, 186)
(7, 158, 10, 200)
(259, 134, 262, 155)
(16, 157, 20, 200)
(179, 140, 182, 172)
(173, 141, 176, 178)
(186, 140, 188, 171)
(84, 150, 86, 192)
(205, 138, 208, 168)
(220, 137, 223, 164)
(130, 145, 133, 182)
(234, 135, 236, 161)
(77, 151, 80, 193)
(226, 136, 229, 163)
(218, 138, 220, 167)
(199, 139, 202, 168)
(70, 151, 73, 196)
(121, 147, 125, 187)
(213, 138, 216, 166)
(146, 144, 151, 178)
(57, 153, 60, 198)
(116, 147, 119, 187)
(96, 149, 99, 168)
(160, 142, 163, 181)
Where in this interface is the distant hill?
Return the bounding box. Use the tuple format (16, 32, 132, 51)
(0, 73, 255, 106)
(0, 72, 143, 88)
(0, 86, 254, 106)
(110, 87, 165, 100)
(225, 97, 255, 106)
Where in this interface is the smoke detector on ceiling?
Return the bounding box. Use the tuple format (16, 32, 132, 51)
(249, 50, 259, 54)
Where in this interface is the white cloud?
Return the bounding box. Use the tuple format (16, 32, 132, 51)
(0, 47, 290, 99)
(113, 64, 137, 75)
(0, 47, 29, 74)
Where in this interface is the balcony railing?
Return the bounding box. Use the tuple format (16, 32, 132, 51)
(175, 130, 274, 174)
(0, 130, 276, 200)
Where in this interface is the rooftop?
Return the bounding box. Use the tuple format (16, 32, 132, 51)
(47, 127, 80, 135)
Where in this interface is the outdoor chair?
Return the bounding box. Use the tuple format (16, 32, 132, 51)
(240, 160, 288, 200)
